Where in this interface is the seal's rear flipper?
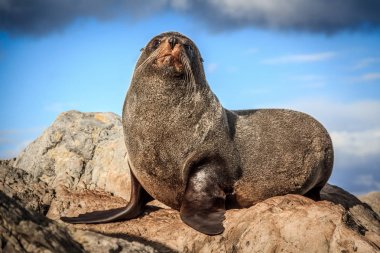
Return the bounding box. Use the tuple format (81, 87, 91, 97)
(61, 170, 153, 224)
(61, 206, 135, 224)
(180, 165, 226, 235)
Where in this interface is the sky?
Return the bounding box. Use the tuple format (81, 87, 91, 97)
(0, 0, 379, 194)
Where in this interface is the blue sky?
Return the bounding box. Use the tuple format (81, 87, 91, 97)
(0, 1, 379, 194)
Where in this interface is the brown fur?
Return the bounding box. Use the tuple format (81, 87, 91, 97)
(62, 31, 333, 235)
(122, 31, 333, 210)
(123, 32, 240, 210)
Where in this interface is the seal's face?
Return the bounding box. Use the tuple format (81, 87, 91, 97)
(150, 35, 185, 74)
(135, 32, 205, 83)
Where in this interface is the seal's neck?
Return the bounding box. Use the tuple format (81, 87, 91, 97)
(132, 74, 204, 102)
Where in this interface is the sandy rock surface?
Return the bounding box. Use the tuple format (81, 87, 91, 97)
(359, 191, 380, 215)
(53, 187, 379, 253)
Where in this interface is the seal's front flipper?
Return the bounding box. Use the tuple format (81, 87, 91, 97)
(180, 165, 226, 235)
(61, 170, 153, 224)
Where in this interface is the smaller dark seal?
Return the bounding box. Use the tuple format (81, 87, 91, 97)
(61, 32, 334, 235)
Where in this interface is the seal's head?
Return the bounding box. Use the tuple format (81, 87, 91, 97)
(134, 32, 205, 84)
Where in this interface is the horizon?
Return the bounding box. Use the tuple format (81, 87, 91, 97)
(0, 1, 379, 195)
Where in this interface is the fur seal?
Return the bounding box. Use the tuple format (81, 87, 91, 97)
(61, 32, 334, 235)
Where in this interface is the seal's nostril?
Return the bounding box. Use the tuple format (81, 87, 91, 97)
(168, 37, 178, 49)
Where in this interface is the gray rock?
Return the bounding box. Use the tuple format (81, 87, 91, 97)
(0, 191, 84, 253)
(0, 162, 54, 215)
(13, 110, 131, 199)
(0, 163, 165, 253)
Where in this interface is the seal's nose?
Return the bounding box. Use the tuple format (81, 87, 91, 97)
(168, 36, 178, 49)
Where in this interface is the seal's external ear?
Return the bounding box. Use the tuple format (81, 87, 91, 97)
(180, 164, 226, 235)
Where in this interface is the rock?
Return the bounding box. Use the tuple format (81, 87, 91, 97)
(0, 162, 55, 215)
(359, 192, 380, 216)
(0, 164, 165, 253)
(54, 189, 379, 253)
(68, 229, 161, 253)
(5, 110, 380, 252)
(321, 184, 380, 249)
(13, 110, 131, 199)
(0, 191, 84, 253)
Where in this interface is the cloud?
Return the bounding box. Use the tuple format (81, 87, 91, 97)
(354, 174, 380, 190)
(281, 98, 380, 193)
(0, 139, 33, 159)
(290, 74, 327, 88)
(335, 164, 380, 194)
(349, 72, 380, 83)
(285, 99, 380, 132)
(194, 0, 380, 33)
(262, 52, 336, 64)
(352, 57, 380, 70)
(359, 72, 380, 81)
(331, 128, 380, 157)
(0, 127, 44, 159)
(295, 99, 380, 158)
(0, 0, 166, 36)
(1, 0, 380, 36)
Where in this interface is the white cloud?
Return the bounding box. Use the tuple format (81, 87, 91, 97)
(353, 57, 380, 70)
(359, 72, 380, 81)
(284, 99, 380, 132)
(354, 175, 380, 190)
(290, 74, 327, 88)
(262, 52, 336, 64)
(1, 139, 33, 159)
(202, 0, 380, 33)
(0, 127, 44, 159)
(281, 98, 380, 178)
(331, 129, 380, 157)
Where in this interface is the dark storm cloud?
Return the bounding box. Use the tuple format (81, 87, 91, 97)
(0, 0, 163, 35)
(191, 0, 380, 33)
(1, 0, 380, 35)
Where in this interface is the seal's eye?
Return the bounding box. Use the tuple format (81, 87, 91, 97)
(184, 44, 194, 58)
(152, 39, 161, 49)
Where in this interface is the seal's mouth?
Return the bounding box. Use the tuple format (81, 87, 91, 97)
(151, 37, 185, 74)
(154, 53, 183, 72)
